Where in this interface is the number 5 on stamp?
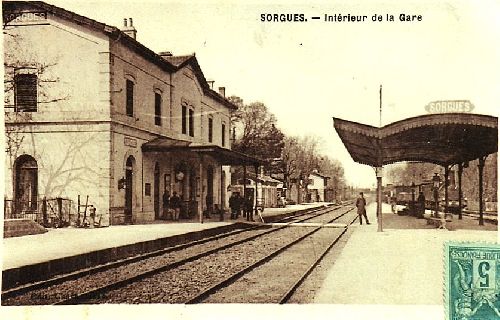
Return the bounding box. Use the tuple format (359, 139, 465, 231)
(473, 260, 496, 290)
(445, 242, 500, 320)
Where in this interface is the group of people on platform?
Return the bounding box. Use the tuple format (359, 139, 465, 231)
(228, 192, 254, 221)
(162, 190, 253, 221)
(162, 190, 182, 221)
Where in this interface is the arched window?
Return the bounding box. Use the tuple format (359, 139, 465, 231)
(14, 155, 38, 213)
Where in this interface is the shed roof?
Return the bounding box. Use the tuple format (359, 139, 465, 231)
(142, 137, 263, 166)
(333, 113, 498, 167)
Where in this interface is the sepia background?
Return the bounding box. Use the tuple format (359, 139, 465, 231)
(2, 0, 499, 319)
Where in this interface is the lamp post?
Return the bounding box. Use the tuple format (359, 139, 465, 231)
(432, 173, 441, 218)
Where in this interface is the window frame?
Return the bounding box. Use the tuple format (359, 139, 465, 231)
(188, 108, 194, 137)
(154, 91, 162, 126)
(208, 117, 213, 143)
(182, 105, 187, 134)
(14, 72, 38, 112)
(221, 122, 226, 147)
(125, 79, 134, 117)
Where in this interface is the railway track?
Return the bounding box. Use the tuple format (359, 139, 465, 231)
(189, 208, 357, 304)
(86, 205, 356, 304)
(2, 204, 350, 305)
(460, 211, 497, 225)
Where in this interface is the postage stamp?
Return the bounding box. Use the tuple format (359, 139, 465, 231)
(445, 242, 500, 320)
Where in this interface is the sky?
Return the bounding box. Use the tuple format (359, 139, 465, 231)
(47, 0, 499, 188)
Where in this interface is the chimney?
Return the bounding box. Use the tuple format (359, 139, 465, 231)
(159, 51, 173, 57)
(207, 80, 215, 89)
(120, 17, 137, 39)
(218, 86, 225, 97)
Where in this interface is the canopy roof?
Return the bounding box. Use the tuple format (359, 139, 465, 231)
(333, 113, 498, 167)
(142, 137, 263, 166)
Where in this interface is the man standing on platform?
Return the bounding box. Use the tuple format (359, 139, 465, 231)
(356, 192, 370, 225)
(170, 191, 181, 221)
(417, 191, 426, 218)
(229, 192, 239, 219)
(162, 190, 171, 220)
(245, 193, 254, 222)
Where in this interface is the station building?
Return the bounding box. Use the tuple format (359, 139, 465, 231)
(306, 171, 328, 202)
(3, 1, 259, 226)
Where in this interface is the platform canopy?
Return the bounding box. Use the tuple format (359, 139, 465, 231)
(333, 113, 498, 167)
(142, 137, 263, 166)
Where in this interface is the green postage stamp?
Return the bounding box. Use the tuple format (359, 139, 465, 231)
(445, 242, 500, 320)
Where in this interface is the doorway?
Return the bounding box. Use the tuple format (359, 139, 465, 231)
(14, 155, 38, 214)
(206, 166, 214, 213)
(125, 156, 134, 224)
(154, 162, 160, 219)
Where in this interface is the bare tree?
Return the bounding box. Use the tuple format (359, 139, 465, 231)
(228, 96, 285, 175)
(4, 27, 67, 168)
(317, 155, 346, 200)
(385, 162, 441, 185)
(3, 21, 102, 215)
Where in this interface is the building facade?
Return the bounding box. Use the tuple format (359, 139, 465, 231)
(3, 1, 257, 226)
(306, 172, 328, 202)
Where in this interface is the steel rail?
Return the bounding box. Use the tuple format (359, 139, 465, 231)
(184, 207, 355, 304)
(2, 204, 336, 302)
(51, 204, 345, 305)
(279, 211, 358, 303)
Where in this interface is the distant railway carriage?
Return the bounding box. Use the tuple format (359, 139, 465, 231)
(396, 192, 413, 206)
(391, 179, 467, 214)
(393, 185, 414, 206)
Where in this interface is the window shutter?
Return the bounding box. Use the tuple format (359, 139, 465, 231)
(154, 92, 161, 126)
(126, 79, 134, 117)
(15, 74, 37, 112)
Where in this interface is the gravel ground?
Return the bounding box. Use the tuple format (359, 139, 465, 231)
(202, 227, 347, 303)
(93, 227, 312, 303)
(91, 207, 355, 304)
(2, 227, 270, 305)
(3, 205, 353, 306)
(287, 226, 356, 303)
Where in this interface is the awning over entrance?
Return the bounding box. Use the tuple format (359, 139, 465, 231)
(333, 113, 498, 167)
(141, 137, 263, 166)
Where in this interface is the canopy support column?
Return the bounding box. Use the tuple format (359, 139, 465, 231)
(199, 155, 204, 224)
(478, 156, 487, 226)
(444, 165, 450, 214)
(376, 167, 383, 232)
(458, 163, 464, 220)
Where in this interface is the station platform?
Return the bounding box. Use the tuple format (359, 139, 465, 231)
(313, 202, 498, 310)
(1, 202, 327, 289)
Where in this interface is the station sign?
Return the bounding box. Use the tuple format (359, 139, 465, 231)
(4, 11, 48, 24)
(425, 100, 475, 114)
